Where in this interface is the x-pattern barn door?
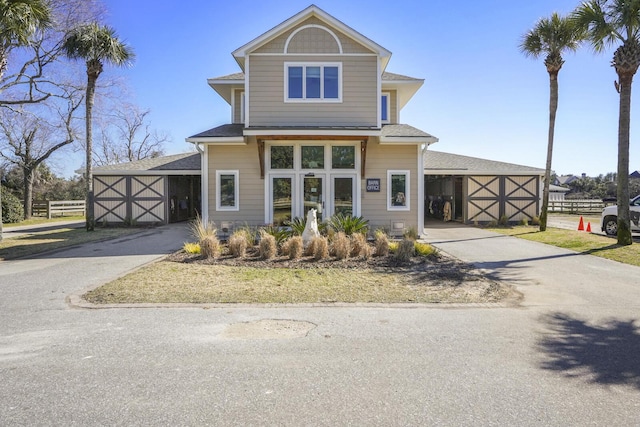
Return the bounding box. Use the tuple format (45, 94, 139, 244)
(467, 175, 539, 223)
(94, 176, 166, 224)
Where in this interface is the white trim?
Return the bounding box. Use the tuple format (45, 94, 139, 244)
(245, 56, 250, 126)
(201, 145, 209, 223)
(216, 170, 239, 211)
(267, 173, 296, 224)
(377, 58, 382, 128)
(424, 170, 545, 176)
(417, 145, 425, 236)
(185, 137, 246, 145)
(387, 170, 410, 211)
(244, 128, 380, 137)
(381, 92, 391, 124)
(284, 62, 343, 103)
(231, 88, 236, 123)
(250, 53, 377, 57)
(284, 24, 343, 54)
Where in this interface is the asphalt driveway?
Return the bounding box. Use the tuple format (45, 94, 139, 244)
(1, 222, 640, 425)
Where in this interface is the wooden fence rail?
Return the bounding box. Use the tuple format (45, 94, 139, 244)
(548, 199, 604, 214)
(32, 200, 86, 219)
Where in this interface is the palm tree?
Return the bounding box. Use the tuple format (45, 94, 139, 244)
(62, 22, 134, 231)
(0, 0, 51, 80)
(520, 13, 583, 232)
(0, 0, 51, 241)
(572, 0, 639, 246)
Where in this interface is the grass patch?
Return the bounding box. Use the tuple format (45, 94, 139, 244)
(83, 261, 510, 305)
(0, 227, 141, 260)
(488, 226, 640, 267)
(2, 215, 85, 228)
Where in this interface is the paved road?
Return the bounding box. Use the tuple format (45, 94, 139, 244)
(1, 222, 640, 425)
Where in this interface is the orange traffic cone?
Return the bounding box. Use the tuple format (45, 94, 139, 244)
(578, 216, 585, 231)
(586, 222, 592, 232)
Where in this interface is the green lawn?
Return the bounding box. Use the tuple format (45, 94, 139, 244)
(488, 226, 640, 267)
(3, 215, 85, 228)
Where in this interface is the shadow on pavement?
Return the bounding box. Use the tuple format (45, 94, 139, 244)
(537, 312, 640, 390)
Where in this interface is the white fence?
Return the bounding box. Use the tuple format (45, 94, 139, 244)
(32, 200, 86, 219)
(548, 199, 604, 214)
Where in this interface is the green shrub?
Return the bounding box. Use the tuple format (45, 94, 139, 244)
(285, 217, 306, 236)
(374, 229, 389, 257)
(282, 236, 303, 260)
(312, 236, 329, 260)
(414, 242, 437, 257)
(235, 226, 257, 247)
(395, 239, 415, 262)
(498, 214, 509, 226)
(1, 186, 24, 223)
(189, 215, 217, 241)
(259, 230, 277, 259)
(519, 217, 529, 226)
(183, 242, 201, 254)
(531, 216, 540, 226)
(389, 242, 399, 253)
(327, 213, 369, 236)
(200, 236, 219, 259)
(486, 219, 498, 228)
(350, 232, 371, 258)
(228, 233, 248, 258)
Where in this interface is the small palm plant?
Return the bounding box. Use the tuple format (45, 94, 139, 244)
(327, 213, 369, 236)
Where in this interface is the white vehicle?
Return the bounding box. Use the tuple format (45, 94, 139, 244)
(601, 195, 640, 236)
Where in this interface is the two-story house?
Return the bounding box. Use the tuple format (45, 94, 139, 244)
(185, 4, 437, 235)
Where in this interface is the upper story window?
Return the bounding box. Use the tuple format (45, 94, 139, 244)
(381, 92, 390, 123)
(285, 62, 342, 102)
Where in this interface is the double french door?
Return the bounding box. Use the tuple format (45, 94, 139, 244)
(269, 174, 355, 225)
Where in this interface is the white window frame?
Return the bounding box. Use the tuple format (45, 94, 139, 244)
(284, 62, 342, 103)
(387, 170, 410, 211)
(381, 92, 390, 123)
(216, 170, 239, 211)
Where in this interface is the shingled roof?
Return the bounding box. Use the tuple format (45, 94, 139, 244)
(424, 150, 544, 175)
(93, 152, 201, 175)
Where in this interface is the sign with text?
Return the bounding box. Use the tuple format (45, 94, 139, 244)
(366, 178, 380, 192)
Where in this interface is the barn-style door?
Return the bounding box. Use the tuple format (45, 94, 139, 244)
(467, 175, 539, 223)
(94, 176, 166, 224)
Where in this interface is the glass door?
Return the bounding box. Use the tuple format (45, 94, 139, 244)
(302, 175, 325, 222)
(271, 176, 293, 226)
(332, 176, 354, 217)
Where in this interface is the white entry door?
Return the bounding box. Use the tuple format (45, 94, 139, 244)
(301, 174, 325, 222)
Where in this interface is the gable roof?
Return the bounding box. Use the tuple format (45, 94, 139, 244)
(93, 153, 201, 175)
(424, 150, 544, 176)
(549, 184, 570, 193)
(231, 5, 392, 71)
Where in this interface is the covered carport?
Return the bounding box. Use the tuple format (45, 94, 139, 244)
(424, 151, 544, 224)
(93, 153, 201, 225)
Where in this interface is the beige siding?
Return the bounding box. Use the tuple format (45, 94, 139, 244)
(233, 90, 244, 124)
(249, 55, 377, 126)
(253, 16, 374, 54)
(390, 90, 398, 124)
(208, 140, 264, 225)
(131, 176, 163, 197)
(360, 142, 418, 231)
(95, 176, 126, 198)
(287, 26, 340, 53)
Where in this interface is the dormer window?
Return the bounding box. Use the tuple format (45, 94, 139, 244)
(285, 62, 342, 102)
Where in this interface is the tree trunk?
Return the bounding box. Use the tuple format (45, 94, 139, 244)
(540, 70, 559, 232)
(616, 72, 633, 245)
(23, 168, 36, 220)
(85, 72, 97, 231)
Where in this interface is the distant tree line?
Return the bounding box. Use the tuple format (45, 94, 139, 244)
(559, 173, 640, 200)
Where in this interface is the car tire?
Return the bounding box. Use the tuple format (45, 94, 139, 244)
(604, 216, 618, 236)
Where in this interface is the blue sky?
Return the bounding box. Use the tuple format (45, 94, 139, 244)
(56, 0, 639, 178)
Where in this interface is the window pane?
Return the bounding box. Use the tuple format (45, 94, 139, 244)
(381, 95, 388, 121)
(332, 146, 355, 169)
(220, 174, 235, 207)
(272, 177, 292, 226)
(334, 177, 353, 216)
(270, 146, 294, 169)
(324, 66, 339, 98)
(301, 146, 324, 169)
(306, 66, 321, 98)
(391, 174, 407, 206)
(288, 66, 303, 98)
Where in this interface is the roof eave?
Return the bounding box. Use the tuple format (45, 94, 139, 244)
(185, 136, 247, 145)
(232, 5, 391, 70)
(380, 136, 438, 145)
